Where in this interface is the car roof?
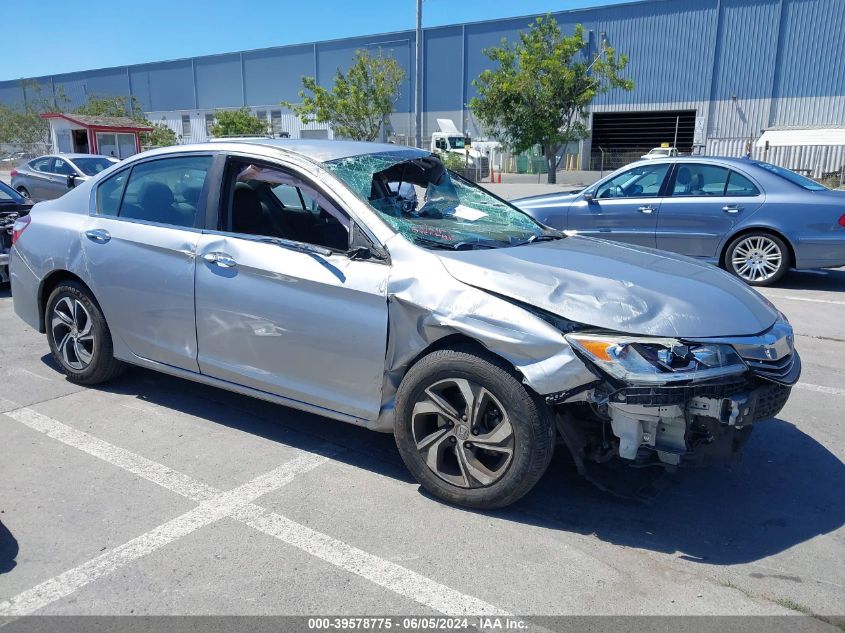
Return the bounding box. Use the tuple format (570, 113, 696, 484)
(202, 138, 426, 163)
(30, 153, 116, 161)
(630, 156, 755, 167)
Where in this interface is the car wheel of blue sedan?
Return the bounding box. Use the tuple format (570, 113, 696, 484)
(725, 233, 789, 287)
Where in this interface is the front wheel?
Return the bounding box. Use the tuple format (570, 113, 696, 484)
(725, 233, 789, 286)
(394, 347, 555, 509)
(45, 281, 126, 384)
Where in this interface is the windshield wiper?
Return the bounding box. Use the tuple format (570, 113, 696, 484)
(514, 233, 566, 247)
(411, 236, 499, 250)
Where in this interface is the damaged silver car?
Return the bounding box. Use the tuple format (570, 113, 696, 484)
(9, 140, 800, 508)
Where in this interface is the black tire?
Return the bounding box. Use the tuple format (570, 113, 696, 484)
(45, 281, 126, 384)
(394, 345, 555, 509)
(724, 232, 790, 287)
(16, 186, 30, 199)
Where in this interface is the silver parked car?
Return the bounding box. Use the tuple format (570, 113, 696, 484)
(9, 140, 800, 508)
(516, 157, 845, 286)
(11, 154, 119, 202)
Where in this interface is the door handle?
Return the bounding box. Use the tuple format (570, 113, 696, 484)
(723, 205, 744, 213)
(638, 206, 655, 214)
(84, 229, 111, 243)
(202, 252, 237, 268)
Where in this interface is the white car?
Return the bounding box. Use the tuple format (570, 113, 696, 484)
(641, 147, 679, 160)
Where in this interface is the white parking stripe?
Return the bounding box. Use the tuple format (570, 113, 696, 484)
(5, 407, 220, 502)
(232, 504, 510, 617)
(2, 406, 509, 618)
(795, 382, 845, 397)
(0, 453, 328, 617)
(766, 294, 845, 306)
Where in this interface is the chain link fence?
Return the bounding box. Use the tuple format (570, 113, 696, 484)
(0, 143, 50, 170)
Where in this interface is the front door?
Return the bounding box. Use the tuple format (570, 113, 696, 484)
(567, 162, 671, 248)
(656, 163, 766, 258)
(194, 158, 389, 420)
(82, 154, 213, 371)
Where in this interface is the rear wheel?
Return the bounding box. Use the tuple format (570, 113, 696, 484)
(394, 347, 555, 509)
(725, 232, 789, 286)
(16, 186, 30, 199)
(45, 281, 126, 384)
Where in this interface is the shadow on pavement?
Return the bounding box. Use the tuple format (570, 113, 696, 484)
(42, 356, 845, 567)
(0, 520, 18, 573)
(778, 267, 845, 291)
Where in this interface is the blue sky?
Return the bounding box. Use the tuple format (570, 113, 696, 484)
(2, 0, 633, 80)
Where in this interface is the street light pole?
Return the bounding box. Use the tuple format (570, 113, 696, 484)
(414, 0, 423, 148)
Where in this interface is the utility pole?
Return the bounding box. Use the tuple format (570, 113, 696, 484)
(414, 0, 423, 148)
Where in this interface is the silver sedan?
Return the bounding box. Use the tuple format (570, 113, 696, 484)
(11, 154, 118, 202)
(9, 140, 800, 508)
(516, 157, 845, 286)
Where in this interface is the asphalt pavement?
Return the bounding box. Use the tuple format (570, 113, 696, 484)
(0, 236, 843, 624)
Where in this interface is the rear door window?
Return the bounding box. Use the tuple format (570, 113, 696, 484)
(53, 158, 76, 176)
(725, 170, 760, 196)
(95, 156, 212, 227)
(29, 157, 54, 173)
(671, 164, 730, 196)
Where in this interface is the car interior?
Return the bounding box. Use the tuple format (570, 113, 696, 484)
(225, 162, 349, 251)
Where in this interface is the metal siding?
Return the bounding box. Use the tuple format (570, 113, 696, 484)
(243, 44, 314, 106)
(707, 0, 782, 139)
(0, 81, 25, 108)
(770, 0, 845, 125)
(51, 68, 131, 110)
(129, 60, 195, 112)
(195, 54, 243, 109)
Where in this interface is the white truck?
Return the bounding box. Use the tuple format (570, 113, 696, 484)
(430, 119, 494, 175)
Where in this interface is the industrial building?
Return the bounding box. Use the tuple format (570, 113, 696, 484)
(2, 0, 844, 173)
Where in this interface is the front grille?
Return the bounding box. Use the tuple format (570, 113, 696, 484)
(612, 378, 750, 407)
(744, 353, 795, 382)
(754, 383, 791, 421)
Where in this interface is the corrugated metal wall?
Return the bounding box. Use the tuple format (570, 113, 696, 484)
(2, 0, 844, 150)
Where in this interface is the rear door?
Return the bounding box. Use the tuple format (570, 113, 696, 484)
(567, 162, 671, 247)
(82, 154, 214, 371)
(656, 163, 765, 258)
(25, 157, 55, 200)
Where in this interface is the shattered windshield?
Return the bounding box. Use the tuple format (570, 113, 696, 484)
(324, 151, 549, 249)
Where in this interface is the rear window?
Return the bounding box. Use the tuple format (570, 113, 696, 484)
(752, 161, 828, 191)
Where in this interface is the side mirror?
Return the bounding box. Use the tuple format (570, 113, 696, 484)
(582, 191, 594, 202)
(348, 222, 388, 262)
(66, 174, 77, 189)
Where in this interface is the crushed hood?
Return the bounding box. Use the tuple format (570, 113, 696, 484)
(436, 236, 778, 338)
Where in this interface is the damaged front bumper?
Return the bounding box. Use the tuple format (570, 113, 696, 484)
(554, 343, 800, 500)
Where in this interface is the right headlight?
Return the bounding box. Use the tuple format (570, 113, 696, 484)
(565, 333, 747, 384)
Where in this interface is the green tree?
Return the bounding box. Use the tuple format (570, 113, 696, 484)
(73, 94, 146, 121)
(143, 120, 178, 148)
(470, 16, 633, 183)
(284, 49, 405, 141)
(209, 108, 267, 137)
(0, 80, 68, 146)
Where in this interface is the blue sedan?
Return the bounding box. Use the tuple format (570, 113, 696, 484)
(515, 157, 845, 286)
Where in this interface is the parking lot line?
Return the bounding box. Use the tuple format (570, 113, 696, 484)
(795, 382, 845, 397)
(1, 405, 509, 618)
(766, 294, 845, 306)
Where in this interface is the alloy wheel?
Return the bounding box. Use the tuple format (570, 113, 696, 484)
(51, 296, 95, 371)
(411, 377, 515, 488)
(730, 235, 783, 283)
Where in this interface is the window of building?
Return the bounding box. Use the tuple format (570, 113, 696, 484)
(205, 114, 215, 135)
(181, 115, 192, 138)
(270, 110, 283, 136)
(96, 156, 212, 227)
(256, 110, 267, 124)
(225, 160, 349, 251)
